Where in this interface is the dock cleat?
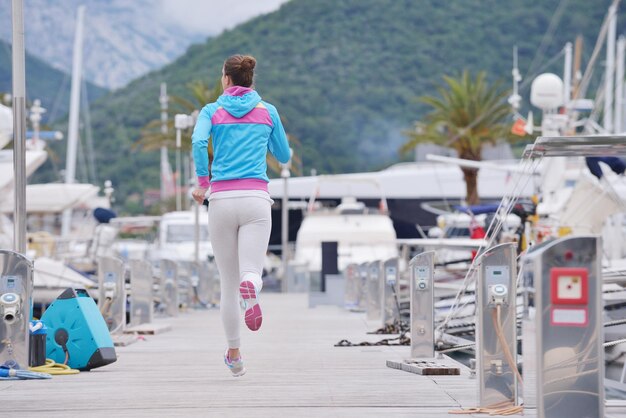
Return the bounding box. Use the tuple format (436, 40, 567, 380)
(239, 280, 262, 331)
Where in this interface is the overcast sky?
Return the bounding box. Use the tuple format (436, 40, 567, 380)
(160, 0, 291, 35)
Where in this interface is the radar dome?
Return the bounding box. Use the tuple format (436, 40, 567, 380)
(530, 73, 564, 110)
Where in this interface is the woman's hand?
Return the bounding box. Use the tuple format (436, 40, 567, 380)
(192, 187, 208, 205)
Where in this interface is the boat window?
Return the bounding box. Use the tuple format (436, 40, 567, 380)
(339, 208, 367, 215)
(444, 227, 470, 238)
(166, 225, 209, 243)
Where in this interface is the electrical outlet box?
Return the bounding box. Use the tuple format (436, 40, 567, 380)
(488, 284, 509, 306)
(343, 264, 360, 309)
(522, 236, 603, 418)
(477, 245, 518, 408)
(385, 266, 397, 285)
(410, 251, 435, 359)
(415, 266, 429, 291)
(550, 268, 588, 305)
(98, 256, 127, 333)
(366, 261, 382, 321)
(382, 258, 400, 326)
(0, 251, 34, 371)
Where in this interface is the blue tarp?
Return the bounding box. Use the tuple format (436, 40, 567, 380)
(453, 204, 500, 215)
(585, 157, 626, 180)
(93, 207, 116, 224)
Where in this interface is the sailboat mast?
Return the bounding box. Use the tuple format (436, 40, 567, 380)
(160, 83, 168, 206)
(11, 0, 27, 253)
(615, 36, 625, 133)
(563, 42, 572, 110)
(604, 1, 618, 133)
(61, 5, 86, 237)
(572, 35, 583, 99)
(509, 45, 521, 112)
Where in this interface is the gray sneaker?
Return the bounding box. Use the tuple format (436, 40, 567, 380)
(224, 350, 246, 377)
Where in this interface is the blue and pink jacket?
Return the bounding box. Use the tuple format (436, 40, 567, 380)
(191, 86, 291, 193)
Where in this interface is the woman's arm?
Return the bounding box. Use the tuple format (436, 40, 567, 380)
(266, 104, 291, 164)
(191, 105, 214, 188)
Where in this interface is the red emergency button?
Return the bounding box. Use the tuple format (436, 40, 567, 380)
(550, 267, 588, 305)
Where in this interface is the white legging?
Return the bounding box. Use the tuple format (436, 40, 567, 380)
(208, 192, 272, 349)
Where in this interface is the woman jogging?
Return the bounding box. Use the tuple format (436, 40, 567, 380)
(191, 54, 291, 377)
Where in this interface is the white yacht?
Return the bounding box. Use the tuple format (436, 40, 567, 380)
(293, 197, 398, 273)
(267, 158, 535, 248)
(149, 210, 214, 265)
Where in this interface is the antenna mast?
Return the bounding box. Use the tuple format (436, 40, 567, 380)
(604, 0, 618, 133)
(160, 83, 169, 208)
(508, 45, 522, 113)
(61, 5, 86, 237)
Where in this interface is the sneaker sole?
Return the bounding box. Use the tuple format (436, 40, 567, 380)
(240, 280, 262, 331)
(231, 367, 246, 377)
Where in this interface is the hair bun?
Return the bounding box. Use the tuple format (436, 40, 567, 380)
(241, 56, 256, 71)
(224, 54, 256, 87)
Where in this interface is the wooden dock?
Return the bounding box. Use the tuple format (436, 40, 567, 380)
(4, 293, 626, 417)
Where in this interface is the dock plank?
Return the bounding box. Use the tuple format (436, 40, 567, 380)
(3, 294, 626, 417)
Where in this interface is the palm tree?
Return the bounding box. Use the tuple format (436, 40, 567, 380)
(401, 71, 511, 205)
(137, 80, 222, 152)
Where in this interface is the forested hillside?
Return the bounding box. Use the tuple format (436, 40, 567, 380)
(35, 0, 624, 210)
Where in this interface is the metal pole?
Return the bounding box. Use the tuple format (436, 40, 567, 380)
(572, 36, 583, 99)
(192, 148, 199, 263)
(510, 45, 521, 112)
(104, 180, 114, 208)
(563, 42, 572, 109)
(281, 173, 289, 292)
(11, 0, 26, 254)
(61, 5, 85, 237)
(604, 2, 617, 133)
(194, 202, 200, 264)
(183, 154, 189, 210)
(160, 83, 168, 206)
(175, 128, 182, 212)
(615, 36, 625, 133)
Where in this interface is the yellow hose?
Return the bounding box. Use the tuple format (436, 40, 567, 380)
(493, 305, 523, 384)
(449, 305, 523, 415)
(448, 404, 524, 415)
(29, 359, 79, 375)
(101, 297, 113, 316)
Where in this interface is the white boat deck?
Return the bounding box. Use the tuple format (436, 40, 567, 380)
(4, 293, 626, 417)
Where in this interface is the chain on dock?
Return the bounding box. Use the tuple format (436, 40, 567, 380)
(366, 320, 410, 335)
(334, 332, 410, 347)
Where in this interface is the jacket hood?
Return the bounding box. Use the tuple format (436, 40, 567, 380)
(216, 86, 262, 118)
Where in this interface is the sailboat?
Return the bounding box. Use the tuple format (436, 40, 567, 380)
(0, 6, 117, 305)
(412, 4, 626, 396)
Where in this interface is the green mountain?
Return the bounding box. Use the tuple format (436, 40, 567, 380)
(39, 0, 624, 211)
(0, 40, 108, 123)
